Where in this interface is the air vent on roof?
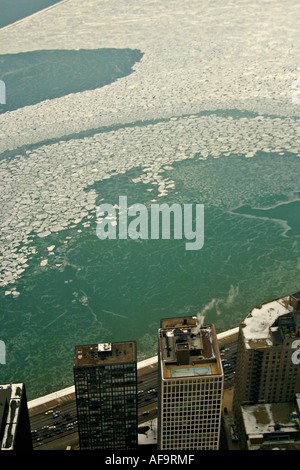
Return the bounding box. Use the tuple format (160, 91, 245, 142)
(97, 343, 112, 358)
(290, 292, 300, 311)
(274, 421, 281, 431)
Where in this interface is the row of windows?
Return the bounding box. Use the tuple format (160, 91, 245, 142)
(163, 380, 223, 391)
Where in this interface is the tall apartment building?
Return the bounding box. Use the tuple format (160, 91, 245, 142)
(0, 383, 32, 450)
(74, 341, 138, 450)
(157, 316, 224, 450)
(233, 292, 300, 445)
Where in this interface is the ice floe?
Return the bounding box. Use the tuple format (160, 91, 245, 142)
(0, 0, 299, 287)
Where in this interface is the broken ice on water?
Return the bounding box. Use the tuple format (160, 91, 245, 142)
(0, 0, 299, 287)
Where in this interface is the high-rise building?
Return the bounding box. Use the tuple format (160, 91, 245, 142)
(234, 292, 300, 407)
(74, 341, 138, 450)
(0, 383, 32, 450)
(157, 316, 224, 450)
(233, 292, 300, 445)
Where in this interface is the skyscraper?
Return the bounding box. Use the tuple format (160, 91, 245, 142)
(74, 341, 138, 450)
(233, 292, 300, 445)
(234, 292, 300, 406)
(0, 383, 32, 450)
(157, 316, 223, 450)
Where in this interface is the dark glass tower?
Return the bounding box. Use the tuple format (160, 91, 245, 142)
(74, 341, 138, 450)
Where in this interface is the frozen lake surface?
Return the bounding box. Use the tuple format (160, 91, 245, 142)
(0, 0, 299, 399)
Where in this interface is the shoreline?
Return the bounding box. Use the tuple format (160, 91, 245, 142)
(28, 326, 239, 411)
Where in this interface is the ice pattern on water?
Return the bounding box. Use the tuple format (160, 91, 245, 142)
(0, 114, 299, 288)
(0, 0, 299, 152)
(0, 0, 299, 288)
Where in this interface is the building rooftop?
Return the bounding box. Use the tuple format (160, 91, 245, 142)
(240, 292, 300, 349)
(158, 316, 223, 380)
(241, 398, 300, 449)
(0, 383, 24, 450)
(74, 341, 136, 367)
(241, 402, 299, 436)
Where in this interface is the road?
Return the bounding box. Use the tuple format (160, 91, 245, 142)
(30, 341, 238, 449)
(30, 364, 159, 449)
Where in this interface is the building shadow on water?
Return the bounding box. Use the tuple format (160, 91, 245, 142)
(0, 48, 143, 113)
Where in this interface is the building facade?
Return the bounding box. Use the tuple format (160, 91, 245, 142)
(74, 341, 138, 450)
(157, 316, 223, 450)
(233, 292, 300, 445)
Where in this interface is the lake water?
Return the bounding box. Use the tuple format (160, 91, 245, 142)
(0, 0, 299, 399)
(0, 0, 63, 29)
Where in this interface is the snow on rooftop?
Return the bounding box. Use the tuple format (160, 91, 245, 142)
(241, 402, 299, 436)
(0, 383, 23, 450)
(242, 296, 292, 345)
(138, 418, 157, 446)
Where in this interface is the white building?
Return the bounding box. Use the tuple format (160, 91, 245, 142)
(157, 316, 223, 450)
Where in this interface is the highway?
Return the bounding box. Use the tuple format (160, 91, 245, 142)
(30, 341, 237, 450)
(219, 341, 238, 388)
(30, 364, 159, 449)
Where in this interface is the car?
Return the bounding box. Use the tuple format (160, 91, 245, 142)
(53, 412, 60, 418)
(45, 409, 53, 415)
(62, 413, 70, 418)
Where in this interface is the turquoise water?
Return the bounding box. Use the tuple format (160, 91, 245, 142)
(0, 0, 63, 28)
(0, 48, 143, 113)
(1, 147, 299, 398)
(0, 1, 299, 400)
